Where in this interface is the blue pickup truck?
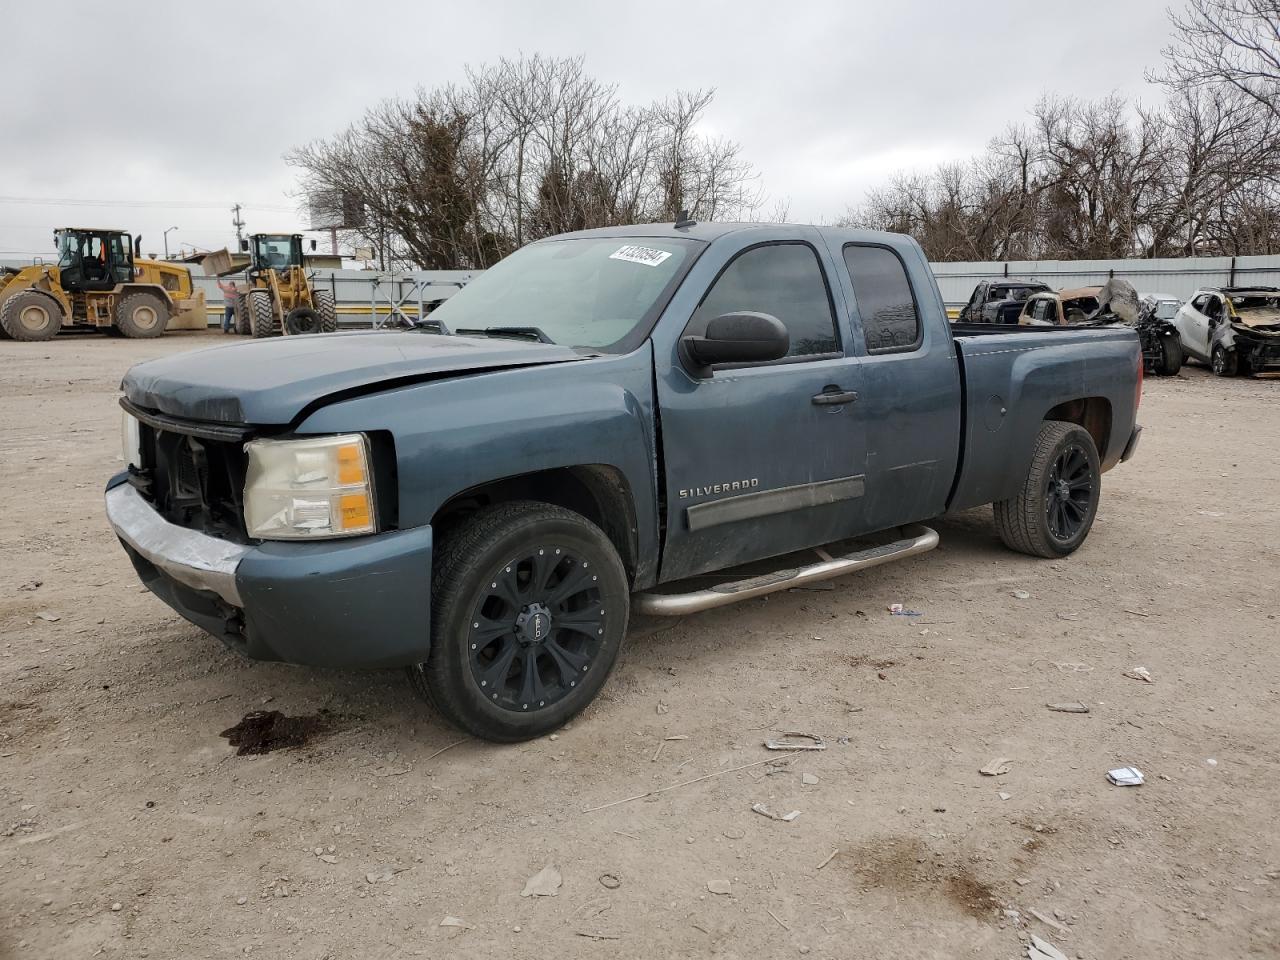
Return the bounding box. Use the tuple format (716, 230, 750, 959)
(106, 222, 1143, 741)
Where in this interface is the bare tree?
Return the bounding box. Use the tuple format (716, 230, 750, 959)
(288, 57, 766, 270)
(1155, 0, 1280, 123)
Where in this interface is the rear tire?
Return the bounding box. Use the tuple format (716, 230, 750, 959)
(1211, 344, 1238, 377)
(114, 291, 169, 338)
(247, 290, 275, 338)
(312, 290, 338, 332)
(233, 293, 251, 335)
(1156, 334, 1183, 375)
(407, 502, 630, 742)
(0, 290, 64, 341)
(994, 420, 1101, 558)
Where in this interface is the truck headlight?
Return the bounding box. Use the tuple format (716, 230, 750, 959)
(243, 434, 377, 540)
(120, 410, 141, 467)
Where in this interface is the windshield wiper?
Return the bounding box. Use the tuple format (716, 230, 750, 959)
(456, 325, 556, 344)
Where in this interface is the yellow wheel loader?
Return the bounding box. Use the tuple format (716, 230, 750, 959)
(230, 233, 336, 337)
(0, 228, 206, 341)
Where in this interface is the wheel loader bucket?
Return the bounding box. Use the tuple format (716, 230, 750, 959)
(166, 289, 208, 331)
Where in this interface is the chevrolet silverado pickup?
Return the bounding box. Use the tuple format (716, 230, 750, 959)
(106, 222, 1143, 742)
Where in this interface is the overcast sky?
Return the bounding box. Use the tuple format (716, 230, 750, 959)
(0, 0, 1175, 261)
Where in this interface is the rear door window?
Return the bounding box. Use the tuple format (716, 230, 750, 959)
(843, 245, 921, 352)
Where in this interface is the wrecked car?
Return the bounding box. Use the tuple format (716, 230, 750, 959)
(1016, 287, 1103, 326)
(1174, 286, 1280, 377)
(1131, 293, 1184, 376)
(956, 278, 1051, 324)
(105, 222, 1143, 743)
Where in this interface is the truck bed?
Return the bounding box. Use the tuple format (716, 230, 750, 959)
(947, 323, 1141, 512)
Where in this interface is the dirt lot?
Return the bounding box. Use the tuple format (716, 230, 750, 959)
(1, 331, 1277, 960)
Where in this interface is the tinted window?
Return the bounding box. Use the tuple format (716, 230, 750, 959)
(1191, 294, 1209, 312)
(843, 245, 921, 351)
(689, 243, 837, 359)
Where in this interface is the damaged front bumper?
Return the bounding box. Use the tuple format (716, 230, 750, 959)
(1239, 336, 1280, 371)
(105, 477, 434, 668)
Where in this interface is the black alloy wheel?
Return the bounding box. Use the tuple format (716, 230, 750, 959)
(467, 545, 607, 713)
(1045, 443, 1093, 543)
(994, 420, 1101, 558)
(408, 501, 630, 742)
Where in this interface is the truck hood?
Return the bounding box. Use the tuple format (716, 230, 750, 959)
(122, 331, 585, 425)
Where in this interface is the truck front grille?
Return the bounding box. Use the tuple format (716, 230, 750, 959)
(125, 410, 252, 543)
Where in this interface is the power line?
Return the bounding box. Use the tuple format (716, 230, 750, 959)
(0, 195, 297, 212)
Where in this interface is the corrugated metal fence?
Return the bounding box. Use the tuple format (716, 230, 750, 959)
(932, 254, 1280, 309)
(193, 269, 478, 324)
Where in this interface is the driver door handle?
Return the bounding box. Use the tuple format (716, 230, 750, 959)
(812, 387, 859, 406)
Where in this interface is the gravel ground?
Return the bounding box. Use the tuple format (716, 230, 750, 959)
(1, 331, 1278, 960)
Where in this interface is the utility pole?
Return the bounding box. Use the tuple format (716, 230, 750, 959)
(231, 204, 245, 246)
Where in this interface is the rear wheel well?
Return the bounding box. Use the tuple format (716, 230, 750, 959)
(432, 466, 639, 585)
(1044, 397, 1111, 459)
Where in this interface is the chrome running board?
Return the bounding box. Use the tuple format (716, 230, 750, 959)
(633, 524, 939, 616)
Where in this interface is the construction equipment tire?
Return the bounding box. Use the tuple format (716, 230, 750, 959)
(115, 292, 169, 339)
(0, 290, 64, 341)
(247, 290, 275, 338)
(234, 293, 252, 335)
(312, 290, 338, 333)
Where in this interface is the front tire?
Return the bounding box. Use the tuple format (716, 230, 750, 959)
(994, 420, 1102, 558)
(114, 291, 169, 338)
(312, 290, 338, 332)
(408, 502, 630, 742)
(1211, 344, 1238, 377)
(247, 290, 275, 338)
(233, 293, 251, 335)
(0, 290, 64, 341)
(1157, 334, 1182, 375)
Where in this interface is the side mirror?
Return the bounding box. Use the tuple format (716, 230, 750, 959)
(239, 238, 249, 252)
(310, 239, 317, 251)
(682, 312, 789, 373)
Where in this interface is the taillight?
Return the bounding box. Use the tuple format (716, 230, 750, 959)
(1135, 348, 1143, 411)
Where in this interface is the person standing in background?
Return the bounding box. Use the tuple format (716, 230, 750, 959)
(216, 278, 238, 333)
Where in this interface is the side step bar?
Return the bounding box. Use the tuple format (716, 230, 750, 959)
(633, 524, 939, 616)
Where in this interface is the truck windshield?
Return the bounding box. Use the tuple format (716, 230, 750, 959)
(430, 237, 696, 351)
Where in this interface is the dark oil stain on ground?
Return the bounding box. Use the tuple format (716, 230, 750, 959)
(219, 709, 341, 756)
(843, 836, 1000, 921)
